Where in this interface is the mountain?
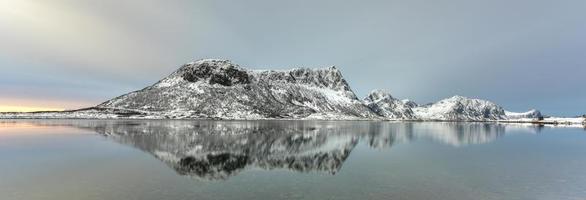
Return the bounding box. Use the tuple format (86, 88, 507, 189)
(401, 99, 418, 108)
(0, 58, 579, 123)
(362, 90, 416, 120)
(412, 96, 506, 121)
(362, 93, 508, 121)
(97, 59, 379, 120)
(505, 109, 542, 119)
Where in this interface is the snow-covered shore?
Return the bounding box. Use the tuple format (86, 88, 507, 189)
(498, 117, 585, 127)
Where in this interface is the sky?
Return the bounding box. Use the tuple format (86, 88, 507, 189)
(0, 0, 584, 116)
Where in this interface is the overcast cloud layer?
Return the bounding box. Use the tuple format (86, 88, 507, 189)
(0, 0, 584, 115)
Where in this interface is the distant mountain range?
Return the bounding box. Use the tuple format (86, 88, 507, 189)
(0, 59, 583, 124)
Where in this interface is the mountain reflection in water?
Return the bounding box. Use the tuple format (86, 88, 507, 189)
(10, 120, 544, 180)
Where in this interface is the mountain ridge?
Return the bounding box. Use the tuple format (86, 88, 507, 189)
(0, 59, 582, 124)
(96, 59, 378, 119)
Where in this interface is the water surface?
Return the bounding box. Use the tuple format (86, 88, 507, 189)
(1, 120, 585, 200)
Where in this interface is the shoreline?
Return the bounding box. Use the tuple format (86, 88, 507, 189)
(1, 113, 584, 128)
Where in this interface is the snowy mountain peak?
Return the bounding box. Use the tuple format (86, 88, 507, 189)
(97, 59, 378, 119)
(364, 89, 394, 102)
(401, 99, 418, 108)
(412, 95, 506, 121)
(176, 59, 249, 86)
(505, 109, 542, 119)
(251, 65, 354, 96)
(439, 96, 496, 106)
(445, 95, 470, 101)
(363, 89, 416, 120)
(191, 58, 231, 64)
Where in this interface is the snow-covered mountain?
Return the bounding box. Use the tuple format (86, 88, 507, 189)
(0, 58, 578, 123)
(97, 59, 379, 120)
(401, 99, 418, 108)
(412, 96, 507, 121)
(362, 92, 510, 121)
(363, 90, 416, 120)
(505, 109, 542, 119)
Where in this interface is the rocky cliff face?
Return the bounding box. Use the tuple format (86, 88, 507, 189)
(401, 99, 418, 108)
(363, 90, 416, 120)
(97, 59, 378, 120)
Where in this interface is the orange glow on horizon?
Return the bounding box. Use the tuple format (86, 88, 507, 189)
(0, 106, 65, 113)
(0, 98, 94, 113)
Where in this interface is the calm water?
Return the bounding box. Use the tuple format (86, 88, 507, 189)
(1, 120, 585, 200)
